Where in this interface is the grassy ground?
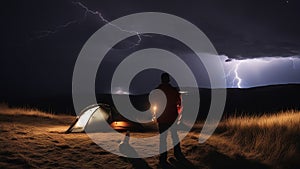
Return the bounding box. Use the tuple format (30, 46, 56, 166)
(218, 110, 300, 169)
(1, 103, 298, 168)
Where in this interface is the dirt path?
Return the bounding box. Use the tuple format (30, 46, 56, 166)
(0, 110, 270, 169)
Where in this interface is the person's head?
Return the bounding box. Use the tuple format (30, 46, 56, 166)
(161, 73, 170, 83)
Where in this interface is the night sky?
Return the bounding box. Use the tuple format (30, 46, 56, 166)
(1, 0, 300, 98)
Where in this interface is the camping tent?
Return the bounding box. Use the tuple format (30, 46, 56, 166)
(66, 103, 144, 133)
(66, 104, 112, 133)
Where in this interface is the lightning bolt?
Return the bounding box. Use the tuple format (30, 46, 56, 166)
(225, 59, 243, 88)
(224, 56, 300, 88)
(233, 62, 242, 88)
(225, 64, 236, 86)
(33, 20, 78, 39)
(32, 1, 146, 49)
(73, 1, 143, 47)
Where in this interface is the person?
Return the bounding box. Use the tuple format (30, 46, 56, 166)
(155, 73, 184, 167)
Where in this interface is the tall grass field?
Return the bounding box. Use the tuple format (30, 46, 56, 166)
(220, 110, 300, 168)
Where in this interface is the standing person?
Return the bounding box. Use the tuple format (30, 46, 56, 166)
(155, 73, 184, 167)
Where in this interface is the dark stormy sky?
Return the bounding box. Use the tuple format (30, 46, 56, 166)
(1, 0, 300, 98)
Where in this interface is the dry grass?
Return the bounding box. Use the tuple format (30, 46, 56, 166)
(0, 103, 55, 118)
(1, 103, 299, 168)
(221, 110, 300, 168)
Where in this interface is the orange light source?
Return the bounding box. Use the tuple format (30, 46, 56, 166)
(111, 121, 127, 127)
(151, 105, 157, 122)
(152, 105, 157, 112)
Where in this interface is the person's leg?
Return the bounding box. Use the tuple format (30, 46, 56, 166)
(158, 123, 169, 163)
(170, 126, 184, 159)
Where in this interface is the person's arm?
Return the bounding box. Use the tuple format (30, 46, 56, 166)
(177, 94, 183, 113)
(177, 92, 183, 124)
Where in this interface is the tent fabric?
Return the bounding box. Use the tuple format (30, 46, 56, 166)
(66, 104, 112, 133)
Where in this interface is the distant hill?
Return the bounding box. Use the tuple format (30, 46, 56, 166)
(225, 84, 300, 115)
(1, 84, 299, 118)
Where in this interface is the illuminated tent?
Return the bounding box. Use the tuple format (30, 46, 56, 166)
(66, 104, 143, 133)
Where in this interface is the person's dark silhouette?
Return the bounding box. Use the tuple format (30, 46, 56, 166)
(155, 73, 184, 167)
